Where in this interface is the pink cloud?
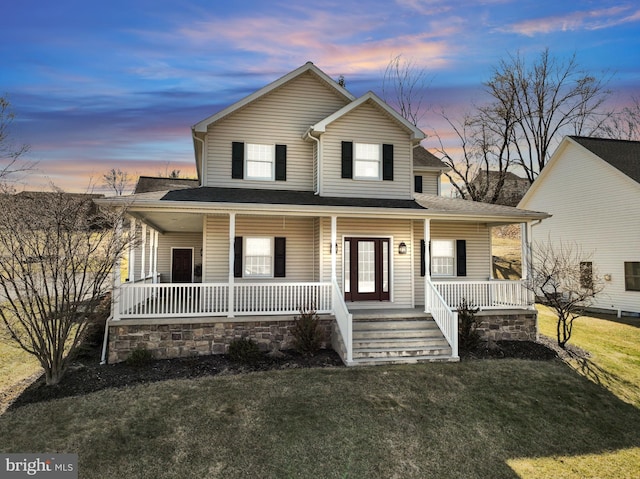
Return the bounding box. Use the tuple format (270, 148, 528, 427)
(500, 6, 640, 36)
(167, 7, 460, 75)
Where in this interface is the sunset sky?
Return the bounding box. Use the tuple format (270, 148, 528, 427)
(2, 0, 639, 193)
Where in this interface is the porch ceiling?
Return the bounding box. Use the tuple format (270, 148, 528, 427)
(130, 211, 203, 234)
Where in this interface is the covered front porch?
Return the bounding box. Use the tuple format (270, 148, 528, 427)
(110, 208, 537, 365)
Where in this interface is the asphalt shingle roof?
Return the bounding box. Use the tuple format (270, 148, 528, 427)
(134, 176, 199, 194)
(413, 147, 447, 169)
(161, 187, 426, 209)
(570, 136, 640, 184)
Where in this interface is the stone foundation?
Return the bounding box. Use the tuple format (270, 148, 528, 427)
(108, 317, 334, 364)
(473, 309, 537, 342)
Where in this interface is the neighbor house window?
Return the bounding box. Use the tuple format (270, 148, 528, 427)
(354, 143, 381, 179)
(244, 237, 273, 277)
(580, 262, 593, 290)
(432, 240, 455, 276)
(246, 143, 274, 180)
(624, 262, 640, 292)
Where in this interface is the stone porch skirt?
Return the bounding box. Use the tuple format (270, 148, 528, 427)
(107, 315, 334, 364)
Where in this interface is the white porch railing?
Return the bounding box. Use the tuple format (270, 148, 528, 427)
(117, 282, 332, 319)
(426, 280, 458, 358)
(233, 282, 332, 315)
(332, 279, 353, 363)
(432, 280, 531, 310)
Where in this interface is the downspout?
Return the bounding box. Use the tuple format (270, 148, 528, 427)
(100, 316, 113, 365)
(192, 129, 205, 184)
(304, 128, 321, 195)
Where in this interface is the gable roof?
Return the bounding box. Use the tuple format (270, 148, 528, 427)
(134, 176, 199, 194)
(569, 136, 640, 184)
(309, 91, 425, 142)
(413, 147, 448, 170)
(192, 62, 355, 133)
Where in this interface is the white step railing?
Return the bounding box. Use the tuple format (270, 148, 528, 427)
(118, 282, 332, 319)
(332, 279, 353, 363)
(426, 280, 458, 358)
(432, 280, 530, 310)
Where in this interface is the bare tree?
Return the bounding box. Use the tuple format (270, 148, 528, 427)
(433, 49, 612, 200)
(382, 54, 430, 127)
(490, 49, 612, 183)
(0, 95, 33, 181)
(0, 188, 132, 385)
(600, 96, 640, 141)
(102, 168, 130, 196)
(526, 241, 604, 348)
(433, 92, 518, 203)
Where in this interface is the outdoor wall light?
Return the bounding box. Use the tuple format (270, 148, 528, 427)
(604, 274, 612, 281)
(398, 242, 408, 255)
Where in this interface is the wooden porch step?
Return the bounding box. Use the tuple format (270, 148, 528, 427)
(348, 314, 454, 365)
(353, 336, 449, 350)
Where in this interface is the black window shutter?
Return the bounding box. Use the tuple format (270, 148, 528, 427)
(274, 237, 286, 277)
(420, 239, 432, 277)
(414, 175, 423, 193)
(456, 239, 467, 277)
(234, 236, 243, 278)
(341, 141, 353, 179)
(232, 142, 244, 179)
(382, 144, 394, 181)
(275, 144, 287, 181)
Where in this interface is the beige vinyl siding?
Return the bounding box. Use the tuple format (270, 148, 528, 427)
(416, 172, 440, 195)
(203, 215, 229, 282)
(413, 220, 492, 305)
(156, 232, 203, 283)
(319, 217, 414, 307)
(520, 141, 640, 314)
(204, 71, 349, 190)
(320, 101, 413, 199)
(203, 214, 317, 283)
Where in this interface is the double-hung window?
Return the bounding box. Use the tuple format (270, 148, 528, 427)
(624, 262, 640, 292)
(246, 144, 274, 180)
(244, 237, 273, 278)
(432, 240, 455, 276)
(354, 143, 381, 180)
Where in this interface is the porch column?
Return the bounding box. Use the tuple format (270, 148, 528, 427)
(128, 218, 136, 282)
(423, 218, 431, 313)
(152, 230, 159, 283)
(520, 222, 530, 281)
(112, 218, 123, 321)
(140, 223, 147, 282)
(331, 215, 337, 282)
(148, 228, 154, 280)
(228, 212, 236, 318)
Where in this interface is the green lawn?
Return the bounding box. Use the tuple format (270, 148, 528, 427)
(1, 308, 639, 478)
(0, 341, 41, 412)
(537, 305, 640, 408)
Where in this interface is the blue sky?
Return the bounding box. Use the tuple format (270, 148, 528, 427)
(2, 0, 639, 192)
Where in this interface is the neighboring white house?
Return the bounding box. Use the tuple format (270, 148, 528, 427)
(519, 135, 640, 316)
(99, 62, 549, 365)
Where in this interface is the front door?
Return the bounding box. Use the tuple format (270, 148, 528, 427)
(172, 248, 193, 283)
(344, 238, 390, 301)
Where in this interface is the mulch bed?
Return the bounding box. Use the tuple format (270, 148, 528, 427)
(8, 329, 570, 411)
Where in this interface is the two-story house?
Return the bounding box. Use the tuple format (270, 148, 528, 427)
(100, 62, 549, 365)
(519, 136, 640, 316)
